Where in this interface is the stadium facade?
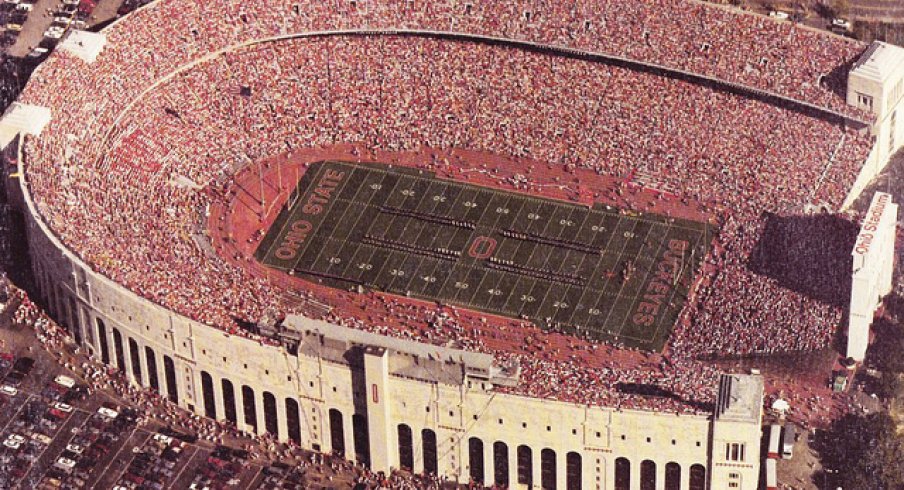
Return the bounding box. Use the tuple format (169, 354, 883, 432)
(3, 1, 904, 489)
(20, 207, 764, 489)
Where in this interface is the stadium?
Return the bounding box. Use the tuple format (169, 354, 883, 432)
(1, 0, 903, 489)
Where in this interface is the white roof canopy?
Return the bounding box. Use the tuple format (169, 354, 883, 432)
(0, 103, 51, 148)
(59, 30, 107, 64)
(850, 41, 904, 84)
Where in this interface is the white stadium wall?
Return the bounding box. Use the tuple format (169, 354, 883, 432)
(847, 192, 898, 361)
(15, 152, 762, 489)
(844, 42, 904, 210)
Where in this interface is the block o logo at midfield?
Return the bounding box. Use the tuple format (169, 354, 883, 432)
(468, 236, 497, 259)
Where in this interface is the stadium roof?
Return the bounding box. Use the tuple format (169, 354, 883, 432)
(285, 314, 520, 386)
(58, 30, 107, 64)
(0, 103, 51, 148)
(851, 41, 904, 84)
(714, 374, 764, 423)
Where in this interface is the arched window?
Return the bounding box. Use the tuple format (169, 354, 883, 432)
(469, 437, 485, 484)
(566, 452, 582, 490)
(665, 462, 681, 490)
(96, 318, 110, 364)
(517, 445, 533, 486)
(145, 347, 159, 392)
(422, 429, 437, 475)
(352, 414, 370, 468)
(111, 327, 124, 371)
(541, 448, 556, 490)
(241, 385, 257, 432)
(640, 460, 656, 490)
(493, 442, 509, 487)
(285, 398, 301, 444)
(397, 424, 413, 471)
(201, 371, 216, 419)
(163, 355, 178, 403)
(689, 464, 706, 490)
(128, 338, 142, 385)
(263, 391, 278, 437)
(328, 409, 345, 457)
(615, 457, 631, 490)
(221, 379, 237, 424)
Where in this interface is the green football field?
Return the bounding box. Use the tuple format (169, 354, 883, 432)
(256, 161, 714, 351)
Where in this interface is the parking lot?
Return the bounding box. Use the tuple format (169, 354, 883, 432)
(0, 351, 277, 490)
(0, 0, 126, 60)
(0, 304, 275, 490)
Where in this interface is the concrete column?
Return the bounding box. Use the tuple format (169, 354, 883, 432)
(343, 411, 355, 463)
(255, 389, 266, 437)
(531, 447, 542, 490)
(57, 287, 66, 326)
(82, 309, 94, 347)
(97, 318, 111, 364)
(656, 460, 665, 490)
(631, 459, 640, 490)
(412, 426, 424, 474)
(137, 340, 149, 388)
(234, 383, 247, 433)
(556, 450, 567, 490)
(304, 403, 316, 449)
(147, 347, 163, 395)
(483, 439, 493, 487)
(363, 346, 392, 473)
(448, 434, 463, 484)
(508, 444, 519, 489)
(604, 456, 615, 490)
(276, 394, 288, 443)
(72, 302, 85, 346)
(591, 456, 605, 490)
(190, 368, 205, 416)
(211, 373, 224, 421)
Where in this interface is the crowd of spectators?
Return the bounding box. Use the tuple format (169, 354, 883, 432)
(22, 0, 871, 118)
(15, 1, 879, 415)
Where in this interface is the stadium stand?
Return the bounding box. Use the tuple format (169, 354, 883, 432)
(6, 0, 903, 488)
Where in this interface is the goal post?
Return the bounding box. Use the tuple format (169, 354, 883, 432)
(287, 184, 301, 209)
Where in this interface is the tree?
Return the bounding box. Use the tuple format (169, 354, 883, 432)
(816, 412, 904, 490)
(866, 319, 904, 374)
(876, 371, 904, 401)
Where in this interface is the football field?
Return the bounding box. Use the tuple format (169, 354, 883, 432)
(255, 161, 714, 351)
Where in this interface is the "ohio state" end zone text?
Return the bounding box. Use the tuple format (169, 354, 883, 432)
(274, 169, 345, 260)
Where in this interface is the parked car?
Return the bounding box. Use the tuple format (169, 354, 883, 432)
(44, 26, 66, 39)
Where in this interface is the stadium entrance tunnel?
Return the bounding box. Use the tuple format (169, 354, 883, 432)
(748, 212, 857, 306)
(213, 149, 716, 352)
